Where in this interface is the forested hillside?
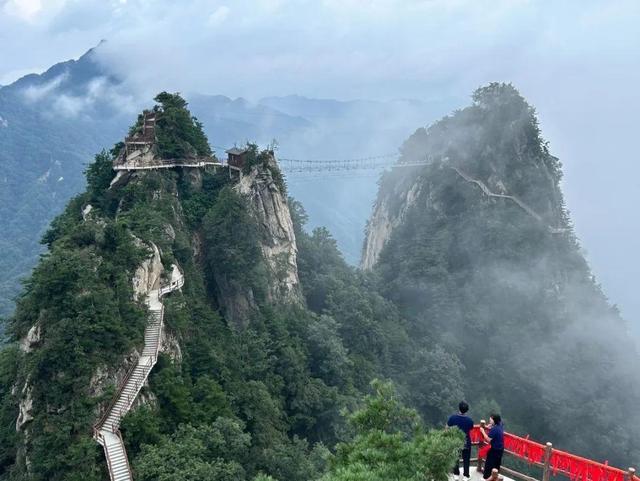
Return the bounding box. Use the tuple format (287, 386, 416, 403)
(0, 94, 457, 481)
(0, 47, 128, 317)
(1, 84, 637, 481)
(363, 83, 640, 466)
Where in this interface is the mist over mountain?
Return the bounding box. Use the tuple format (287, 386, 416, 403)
(0, 47, 130, 318)
(0, 82, 638, 481)
(0, 46, 446, 318)
(363, 83, 640, 465)
(1, 2, 639, 480)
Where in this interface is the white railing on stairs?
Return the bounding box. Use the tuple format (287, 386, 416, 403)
(93, 265, 183, 481)
(159, 274, 185, 297)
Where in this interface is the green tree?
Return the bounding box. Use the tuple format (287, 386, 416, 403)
(324, 380, 463, 481)
(135, 419, 250, 481)
(153, 92, 212, 159)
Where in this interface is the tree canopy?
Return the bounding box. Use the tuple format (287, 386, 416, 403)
(153, 92, 212, 159)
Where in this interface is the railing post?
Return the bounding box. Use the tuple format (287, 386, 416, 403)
(625, 468, 636, 481)
(477, 420, 486, 473)
(542, 442, 553, 481)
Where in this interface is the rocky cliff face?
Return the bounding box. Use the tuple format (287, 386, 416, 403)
(362, 84, 567, 270)
(132, 240, 163, 299)
(212, 156, 302, 329)
(235, 155, 301, 302)
(362, 177, 421, 270)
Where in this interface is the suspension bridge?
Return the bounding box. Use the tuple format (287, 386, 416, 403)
(211, 145, 431, 174)
(278, 153, 414, 172)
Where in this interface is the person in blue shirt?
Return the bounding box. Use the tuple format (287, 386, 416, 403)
(447, 401, 474, 480)
(479, 414, 505, 480)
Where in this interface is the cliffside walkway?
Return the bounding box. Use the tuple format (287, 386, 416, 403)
(457, 424, 637, 481)
(450, 165, 570, 235)
(93, 265, 184, 481)
(113, 157, 223, 171)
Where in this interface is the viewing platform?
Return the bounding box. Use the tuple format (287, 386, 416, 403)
(453, 423, 637, 481)
(450, 469, 514, 481)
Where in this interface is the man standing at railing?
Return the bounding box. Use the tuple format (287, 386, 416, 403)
(448, 401, 474, 481)
(480, 414, 504, 480)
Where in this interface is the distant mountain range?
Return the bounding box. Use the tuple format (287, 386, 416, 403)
(0, 44, 458, 317)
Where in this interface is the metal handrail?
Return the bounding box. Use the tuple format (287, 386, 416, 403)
(94, 343, 158, 434)
(159, 274, 185, 297)
(103, 440, 117, 481)
(470, 423, 637, 481)
(116, 430, 134, 478)
(114, 157, 222, 171)
(93, 356, 140, 433)
(93, 265, 184, 481)
(107, 357, 154, 432)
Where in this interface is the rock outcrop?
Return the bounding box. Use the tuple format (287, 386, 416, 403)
(362, 177, 422, 270)
(208, 155, 303, 329)
(15, 381, 33, 431)
(235, 156, 301, 302)
(19, 323, 41, 353)
(132, 241, 163, 300)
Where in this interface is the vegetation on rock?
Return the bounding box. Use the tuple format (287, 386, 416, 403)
(368, 83, 640, 465)
(0, 97, 446, 481)
(152, 92, 212, 159)
(0, 84, 637, 481)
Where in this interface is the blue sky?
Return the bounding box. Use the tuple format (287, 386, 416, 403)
(1, 0, 640, 328)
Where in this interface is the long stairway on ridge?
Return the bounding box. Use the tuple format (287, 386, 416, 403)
(93, 264, 184, 481)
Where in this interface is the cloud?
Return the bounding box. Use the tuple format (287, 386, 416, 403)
(1, 0, 70, 23)
(2, 0, 43, 21)
(21, 72, 68, 101)
(18, 69, 139, 118)
(50, 76, 139, 117)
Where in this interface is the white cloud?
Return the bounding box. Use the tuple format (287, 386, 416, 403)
(51, 76, 139, 117)
(2, 0, 70, 22)
(3, 0, 43, 21)
(21, 72, 68, 101)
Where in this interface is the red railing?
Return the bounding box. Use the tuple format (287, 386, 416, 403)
(469, 425, 636, 481)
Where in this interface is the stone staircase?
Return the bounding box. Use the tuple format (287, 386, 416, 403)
(94, 266, 184, 481)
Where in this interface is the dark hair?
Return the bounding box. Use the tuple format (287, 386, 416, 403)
(490, 414, 502, 425)
(458, 401, 469, 414)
